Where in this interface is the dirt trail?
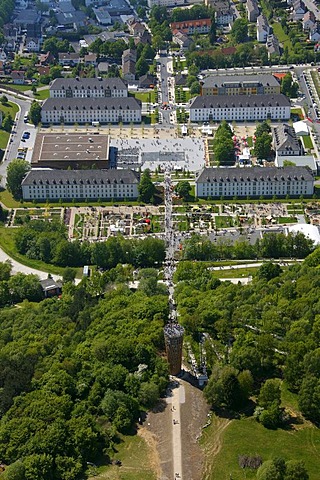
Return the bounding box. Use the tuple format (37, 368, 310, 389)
(138, 427, 162, 479)
(202, 417, 232, 480)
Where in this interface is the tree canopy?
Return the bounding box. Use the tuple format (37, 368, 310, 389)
(6, 159, 30, 199)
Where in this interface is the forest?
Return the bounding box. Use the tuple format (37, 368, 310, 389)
(0, 266, 169, 480)
(174, 252, 320, 477)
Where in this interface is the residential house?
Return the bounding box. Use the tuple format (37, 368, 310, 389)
(40, 278, 62, 298)
(310, 22, 320, 41)
(58, 52, 81, 66)
(266, 34, 281, 57)
(172, 31, 193, 49)
(128, 21, 146, 36)
(84, 53, 98, 66)
(195, 166, 314, 198)
(272, 123, 304, 156)
(215, 10, 234, 26)
(257, 14, 270, 42)
(174, 74, 188, 86)
(205, 0, 231, 14)
(93, 6, 112, 25)
(25, 37, 41, 52)
(122, 48, 136, 81)
(246, 0, 259, 22)
(11, 70, 25, 85)
(189, 94, 290, 122)
(139, 74, 156, 88)
(38, 51, 55, 66)
(170, 19, 212, 35)
(22, 169, 141, 201)
(303, 10, 316, 30)
(292, 0, 306, 20)
(134, 29, 152, 46)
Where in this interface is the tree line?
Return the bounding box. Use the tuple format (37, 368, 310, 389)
(181, 231, 314, 262)
(15, 219, 166, 268)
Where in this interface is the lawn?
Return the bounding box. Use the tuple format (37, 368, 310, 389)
(271, 22, 294, 52)
(0, 83, 32, 92)
(215, 216, 234, 228)
(211, 266, 259, 278)
(0, 100, 19, 118)
(34, 88, 50, 100)
(87, 432, 156, 480)
(131, 91, 156, 103)
(302, 135, 313, 149)
(291, 107, 304, 119)
(0, 130, 9, 149)
(278, 216, 297, 224)
(201, 383, 320, 480)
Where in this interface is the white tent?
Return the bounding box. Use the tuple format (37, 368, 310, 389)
(293, 121, 309, 136)
(287, 224, 320, 245)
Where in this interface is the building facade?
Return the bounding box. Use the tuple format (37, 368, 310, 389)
(195, 166, 314, 198)
(257, 14, 270, 42)
(201, 74, 280, 96)
(41, 97, 141, 125)
(50, 77, 128, 98)
(272, 124, 304, 156)
(22, 169, 140, 201)
(190, 94, 290, 122)
(170, 19, 212, 35)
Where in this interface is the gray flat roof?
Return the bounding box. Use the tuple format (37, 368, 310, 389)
(196, 166, 314, 183)
(50, 77, 127, 91)
(42, 97, 141, 111)
(191, 94, 290, 109)
(202, 74, 280, 89)
(22, 169, 140, 186)
(31, 133, 110, 165)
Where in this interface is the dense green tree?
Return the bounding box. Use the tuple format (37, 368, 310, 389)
(175, 181, 191, 200)
(298, 375, 320, 423)
(138, 169, 156, 203)
(204, 365, 243, 410)
(231, 18, 248, 43)
(254, 131, 272, 159)
(257, 263, 282, 282)
(284, 460, 309, 480)
(2, 113, 13, 133)
(281, 73, 299, 98)
(6, 159, 30, 199)
(29, 101, 42, 126)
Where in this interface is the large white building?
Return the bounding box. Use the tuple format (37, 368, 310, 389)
(195, 166, 314, 198)
(189, 94, 290, 122)
(41, 97, 142, 124)
(147, 0, 187, 8)
(49, 77, 128, 99)
(22, 169, 140, 201)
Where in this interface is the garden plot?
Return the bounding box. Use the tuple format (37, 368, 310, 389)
(13, 208, 63, 226)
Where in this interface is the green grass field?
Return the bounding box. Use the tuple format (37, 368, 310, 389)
(131, 91, 156, 103)
(302, 135, 313, 149)
(34, 88, 50, 100)
(0, 100, 19, 118)
(201, 383, 320, 480)
(87, 432, 156, 480)
(277, 216, 297, 224)
(0, 130, 9, 149)
(0, 83, 32, 92)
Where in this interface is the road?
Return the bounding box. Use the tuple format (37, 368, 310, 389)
(157, 55, 171, 125)
(0, 246, 62, 281)
(166, 381, 185, 480)
(0, 91, 32, 187)
(303, 0, 320, 20)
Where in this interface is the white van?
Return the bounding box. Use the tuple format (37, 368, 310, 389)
(92, 121, 100, 127)
(24, 112, 29, 123)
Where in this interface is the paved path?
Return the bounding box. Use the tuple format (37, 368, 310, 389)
(166, 380, 185, 480)
(0, 246, 62, 281)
